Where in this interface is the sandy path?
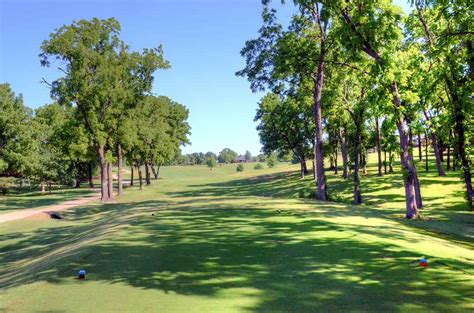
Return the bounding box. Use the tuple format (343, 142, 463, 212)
(0, 192, 100, 224)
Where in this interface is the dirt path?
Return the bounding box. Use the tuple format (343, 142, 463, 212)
(0, 192, 100, 224)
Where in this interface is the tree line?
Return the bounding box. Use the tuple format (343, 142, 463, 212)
(238, 0, 473, 217)
(0, 18, 190, 201)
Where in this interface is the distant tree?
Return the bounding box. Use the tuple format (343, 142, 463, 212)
(267, 153, 277, 168)
(236, 164, 244, 172)
(205, 152, 217, 168)
(218, 148, 238, 164)
(245, 150, 252, 162)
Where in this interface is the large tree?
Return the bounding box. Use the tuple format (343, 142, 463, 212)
(40, 17, 168, 202)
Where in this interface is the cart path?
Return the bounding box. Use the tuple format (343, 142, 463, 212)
(0, 192, 100, 224)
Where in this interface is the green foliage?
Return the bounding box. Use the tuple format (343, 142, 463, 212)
(254, 163, 264, 170)
(218, 148, 238, 164)
(236, 164, 244, 172)
(206, 153, 217, 168)
(266, 153, 277, 168)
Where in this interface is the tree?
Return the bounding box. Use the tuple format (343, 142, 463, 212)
(237, 1, 337, 200)
(255, 93, 312, 178)
(40, 17, 168, 202)
(218, 148, 238, 164)
(245, 150, 252, 162)
(0, 84, 36, 178)
(206, 153, 217, 168)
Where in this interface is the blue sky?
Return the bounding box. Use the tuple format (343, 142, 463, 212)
(0, 0, 410, 156)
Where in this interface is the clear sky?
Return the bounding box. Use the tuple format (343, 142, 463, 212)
(0, 0, 410, 156)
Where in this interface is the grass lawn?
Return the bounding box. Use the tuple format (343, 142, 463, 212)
(0, 156, 473, 312)
(0, 186, 96, 215)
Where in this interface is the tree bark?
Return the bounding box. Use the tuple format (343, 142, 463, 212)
(446, 77, 473, 209)
(376, 118, 382, 176)
(334, 136, 339, 174)
(425, 131, 429, 173)
(88, 163, 94, 188)
(300, 157, 306, 179)
(447, 142, 451, 170)
(391, 82, 419, 218)
(418, 133, 422, 162)
(313, 55, 327, 201)
(423, 111, 445, 176)
(137, 164, 143, 190)
(75, 179, 81, 189)
(117, 144, 123, 195)
(384, 150, 387, 174)
(145, 162, 151, 185)
(130, 165, 134, 187)
(40, 182, 45, 193)
(353, 140, 362, 205)
(98, 144, 109, 202)
(340, 128, 349, 180)
(107, 162, 113, 200)
(151, 163, 158, 180)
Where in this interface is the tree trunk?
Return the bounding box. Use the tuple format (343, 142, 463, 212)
(389, 150, 394, 173)
(376, 118, 382, 176)
(40, 182, 45, 193)
(75, 179, 81, 189)
(362, 151, 367, 175)
(156, 165, 161, 180)
(117, 144, 123, 195)
(425, 131, 429, 173)
(446, 77, 473, 209)
(313, 56, 327, 201)
(414, 168, 423, 209)
(88, 163, 94, 188)
(312, 159, 316, 181)
(384, 150, 387, 174)
(48, 181, 52, 194)
(334, 137, 338, 175)
(137, 164, 143, 190)
(341, 128, 349, 180)
(446, 141, 451, 170)
(98, 144, 109, 202)
(145, 162, 151, 185)
(430, 132, 445, 176)
(423, 111, 445, 176)
(107, 162, 113, 200)
(300, 157, 305, 179)
(418, 133, 422, 162)
(353, 140, 362, 205)
(130, 165, 134, 187)
(151, 164, 158, 180)
(391, 82, 419, 219)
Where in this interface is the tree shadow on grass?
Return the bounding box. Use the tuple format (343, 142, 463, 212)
(12, 204, 474, 311)
(0, 188, 95, 213)
(1, 196, 473, 312)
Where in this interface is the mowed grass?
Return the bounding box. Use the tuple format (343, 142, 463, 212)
(0, 185, 96, 215)
(0, 156, 473, 312)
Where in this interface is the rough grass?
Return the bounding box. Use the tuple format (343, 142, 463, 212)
(0, 154, 473, 312)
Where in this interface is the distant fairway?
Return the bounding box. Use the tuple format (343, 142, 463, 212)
(1, 158, 473, 312)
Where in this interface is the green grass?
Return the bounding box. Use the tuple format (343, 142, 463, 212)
(0, 155, 473, 312)
(0, 186, 96, 215)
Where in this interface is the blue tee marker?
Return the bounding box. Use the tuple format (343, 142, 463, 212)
(78, 269, 86, 279)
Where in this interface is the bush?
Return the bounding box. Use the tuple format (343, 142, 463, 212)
(236, 164, 244, 172)
(254, 163, 264, 170)
(1, 187, 7, 195)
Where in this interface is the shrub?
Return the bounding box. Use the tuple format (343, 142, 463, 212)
(254, 163, 264, 170)
(236, 164, 244, 172)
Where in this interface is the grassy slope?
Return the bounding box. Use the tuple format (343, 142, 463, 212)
(0, 158, 473, 312)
